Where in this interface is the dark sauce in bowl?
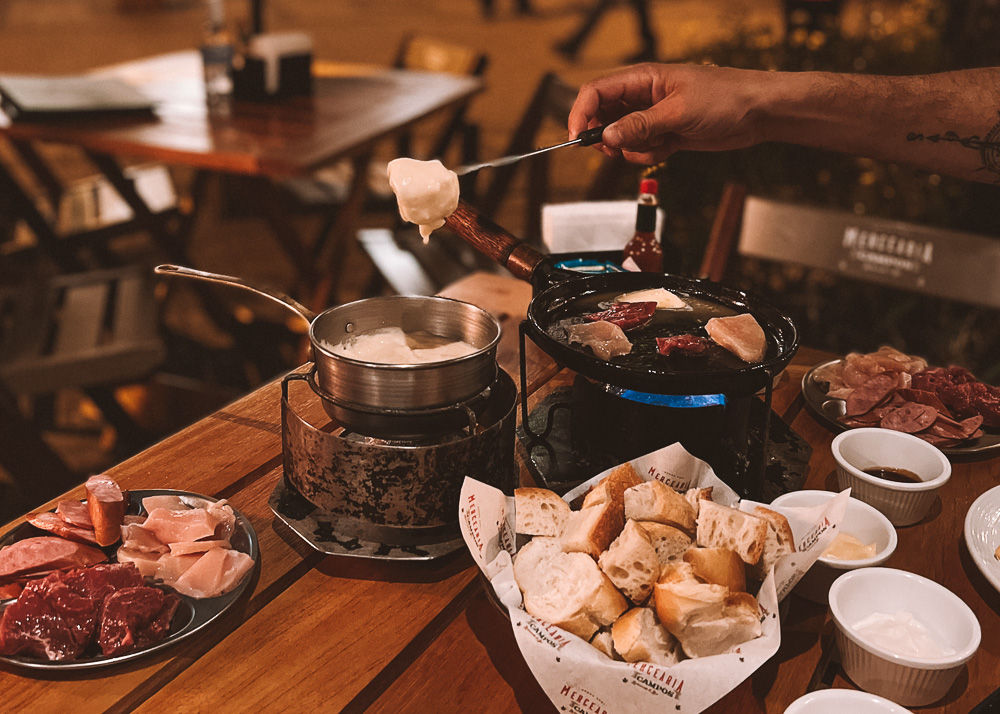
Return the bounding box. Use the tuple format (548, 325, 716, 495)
(863, 467, 924, 484)
(549, 288, 759, 373)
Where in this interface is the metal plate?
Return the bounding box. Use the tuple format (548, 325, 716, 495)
(964, 485, 1000, 595)
(801, 359, 1000, 458)
(0, 489, 259, 670)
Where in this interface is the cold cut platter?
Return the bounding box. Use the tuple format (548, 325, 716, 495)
(0, 489, 259, 670)
(802, 347, 1000, 457)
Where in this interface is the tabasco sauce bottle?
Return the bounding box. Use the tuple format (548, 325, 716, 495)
(623, 177, 663, 272)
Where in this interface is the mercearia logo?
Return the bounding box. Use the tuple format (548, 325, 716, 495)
(647, 465, 688, 491)
(841, 226, 935, 277)
(627, 662, 685, 698)
(524, 618, 572, 650)
(558, 685, 611, 714)
(798, 515, 831, 554)
(464, 494, 483, 553)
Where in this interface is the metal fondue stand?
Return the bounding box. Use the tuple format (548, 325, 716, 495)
(443, 201, 805, 501)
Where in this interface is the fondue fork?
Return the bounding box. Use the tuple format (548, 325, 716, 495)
(453, 126, 606, 176)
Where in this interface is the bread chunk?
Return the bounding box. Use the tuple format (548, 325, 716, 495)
(512, 537, 564, 594)
(672, 592, 762, 658)
(696, 500, 768, 565)
(635, 521, 691, 564)
(624, 481, 696, 533)
(653, 578, 728, 636)
(683, 487, 713, 519)
(520, 549, 627, 640)
(514, 488, 571, 537)
(683, 546, 746, 592)
(598, 520, 660, 604)
(589, 630, 616, 659)
(561, 500, 625, 559)
(747, 506, 796, 580)
(611, 607, 681, 665)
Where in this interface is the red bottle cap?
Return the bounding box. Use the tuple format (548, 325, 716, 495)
(640, 178, 658, 195)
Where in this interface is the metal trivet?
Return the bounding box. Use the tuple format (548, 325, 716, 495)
(517, 384, 811, 499)
(268, 477, 465, 561)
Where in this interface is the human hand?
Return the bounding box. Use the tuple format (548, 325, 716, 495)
(568, 63, 774, 164)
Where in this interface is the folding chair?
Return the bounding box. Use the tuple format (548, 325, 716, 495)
(699, 182, 1000, 369)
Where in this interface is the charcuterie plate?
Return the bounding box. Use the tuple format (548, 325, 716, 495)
(802, 359, 1000, 458)
(0, 489, 258, 670)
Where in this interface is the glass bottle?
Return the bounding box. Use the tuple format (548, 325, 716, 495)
(623, 177, 663, 272)
(201, 0, 234, 106)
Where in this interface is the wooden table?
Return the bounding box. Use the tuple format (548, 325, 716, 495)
(1, 272, 998, 713)
(0, 51, 483, 291)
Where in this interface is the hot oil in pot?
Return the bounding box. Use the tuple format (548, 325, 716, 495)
(863, 467, 923, 484)
(550, 288, 765, 372)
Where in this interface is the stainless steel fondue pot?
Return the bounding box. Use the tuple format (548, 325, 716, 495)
(154, 265, 502, 414)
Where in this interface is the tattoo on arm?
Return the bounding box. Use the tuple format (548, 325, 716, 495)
(906, 112, 1000, 181)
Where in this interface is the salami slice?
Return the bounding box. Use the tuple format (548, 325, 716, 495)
(56, 500, 94, 529)
(880, 403, 939, 434)
(26, 512, 99, 545)
(845, 372, 898, 417)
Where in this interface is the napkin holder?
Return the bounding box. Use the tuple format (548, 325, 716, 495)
(233, 32, 313, 101)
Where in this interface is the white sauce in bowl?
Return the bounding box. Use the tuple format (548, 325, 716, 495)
(386, 158, 459, 240)
(852, 610, 956, 658)
(327, 327, 477, 365)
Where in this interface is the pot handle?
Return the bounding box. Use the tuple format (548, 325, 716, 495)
(443, 201, 545, 282)
(154, 264, 317, 324)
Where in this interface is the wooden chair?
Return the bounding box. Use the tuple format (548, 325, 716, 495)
(0, 264, 166, 504)
(698, 182, 1000, 365)
(478, 72, 628, 243)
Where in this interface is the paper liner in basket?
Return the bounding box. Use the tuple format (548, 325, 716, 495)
(459, 443, 849, 714)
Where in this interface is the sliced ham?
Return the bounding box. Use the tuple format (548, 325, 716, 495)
(26, 512, 99, 546)
(704, 313, 767, 363)
(0, 537, 106, 582)
(168, 540, 231, 556)
(56, 500, 93, 529)
(566, 321, 632, 360)
(120, 523, 169, 555)
(171, 548, 254, 599)
(86, 475, 126, 547)
(116, 548, 201, 582)
(140, 507, 221, 544)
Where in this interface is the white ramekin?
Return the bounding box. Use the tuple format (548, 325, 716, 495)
(831, 428, 951, 526)
(829, 568, 980, 707)
(785, 688, 912, 713)
(771, 490, 897, 604)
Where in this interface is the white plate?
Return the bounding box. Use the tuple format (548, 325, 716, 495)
(964, 485, 1000, 593)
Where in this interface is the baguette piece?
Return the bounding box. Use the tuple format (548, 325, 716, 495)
(683, 487, 713, 519)
(521, 551, 628, 639)
(612, 607, 681, 666)
(598, 520, 659, 604)
(653, 578, 728, 637)
(636, 522, 691, 564)
(696, 500, 768, 566)
(673, 592, 762, 658)
(561, 500, 624, 559)
(85, 474, 126, 547)
(590, 630, 616, 659)
(624, 481, 696, 534)
(747, 506, 796, 580)
(512, 537, 564, 594)
(683, 546, 746, 592)
(582, 462, 644, 509)
(514, 488, 572, 537)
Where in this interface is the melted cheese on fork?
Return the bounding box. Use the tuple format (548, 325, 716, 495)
(387, 158, 460, 240)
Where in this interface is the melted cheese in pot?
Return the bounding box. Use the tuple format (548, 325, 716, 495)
(327, 327, 477, 365)
(386, 158, 459, 240)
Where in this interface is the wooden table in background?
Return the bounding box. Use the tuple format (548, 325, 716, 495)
(1, 272, 998, 713)
(0, 51, 483, 295)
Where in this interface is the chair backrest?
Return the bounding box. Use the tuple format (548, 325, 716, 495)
(699, 182, 1000, 310)
(477, 72, 627, 242)
(391, 35, 488, 170)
